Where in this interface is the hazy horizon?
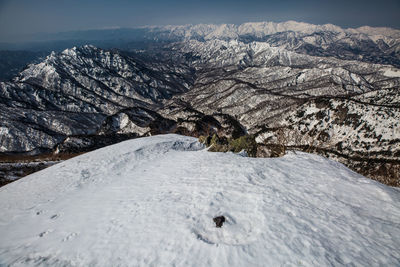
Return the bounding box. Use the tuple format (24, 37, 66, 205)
(0, 0, 399, 43)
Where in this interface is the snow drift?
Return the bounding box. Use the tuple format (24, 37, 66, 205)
(0, 134, 399, 266)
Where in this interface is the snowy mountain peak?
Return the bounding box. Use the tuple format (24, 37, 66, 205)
(11, 45, 192, 107)
(151, 20, 399, 41)
(355, 25, 400, 38)
(0, 134, 399, 266)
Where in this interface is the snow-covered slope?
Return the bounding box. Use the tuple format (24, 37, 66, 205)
(1, 134, 399, 266)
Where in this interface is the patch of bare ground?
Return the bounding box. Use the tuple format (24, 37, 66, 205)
(0, 153, 83, 187)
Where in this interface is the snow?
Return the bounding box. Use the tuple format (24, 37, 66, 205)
(0, 134, 400, 266)
(356, 26, 400, 39)
(156, 20, 400, 43)
(383, 68, 400, 78)
(0, 126, 9, 135)
(350, 73, 361, 84)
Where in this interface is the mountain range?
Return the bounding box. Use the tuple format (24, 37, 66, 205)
(0, 21, 399, 186)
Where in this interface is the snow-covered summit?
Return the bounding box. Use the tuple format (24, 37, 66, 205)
(147, 20, 400, 40)
(1, 134, 399, 266)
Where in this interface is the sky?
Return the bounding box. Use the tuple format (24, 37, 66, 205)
(0, 0, 399, 42)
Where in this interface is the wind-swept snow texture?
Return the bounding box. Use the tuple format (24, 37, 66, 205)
(0, 134, 399, 266)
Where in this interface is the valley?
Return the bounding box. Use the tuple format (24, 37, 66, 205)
(0, 21, 399, 186)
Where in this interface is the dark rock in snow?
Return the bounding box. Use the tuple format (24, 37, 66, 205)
(213, 216, 226, 228)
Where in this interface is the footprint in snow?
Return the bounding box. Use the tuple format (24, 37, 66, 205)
(50, 214, 59, 220)
(62, 232, 79, 242)
(36, 210, 43, 215)
(81, 169, 90, 179)
(38, 229, 53, 237)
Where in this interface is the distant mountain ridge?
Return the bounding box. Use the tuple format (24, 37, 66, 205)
(25, 21, 400, 42)
(2, 20, 399, 70)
